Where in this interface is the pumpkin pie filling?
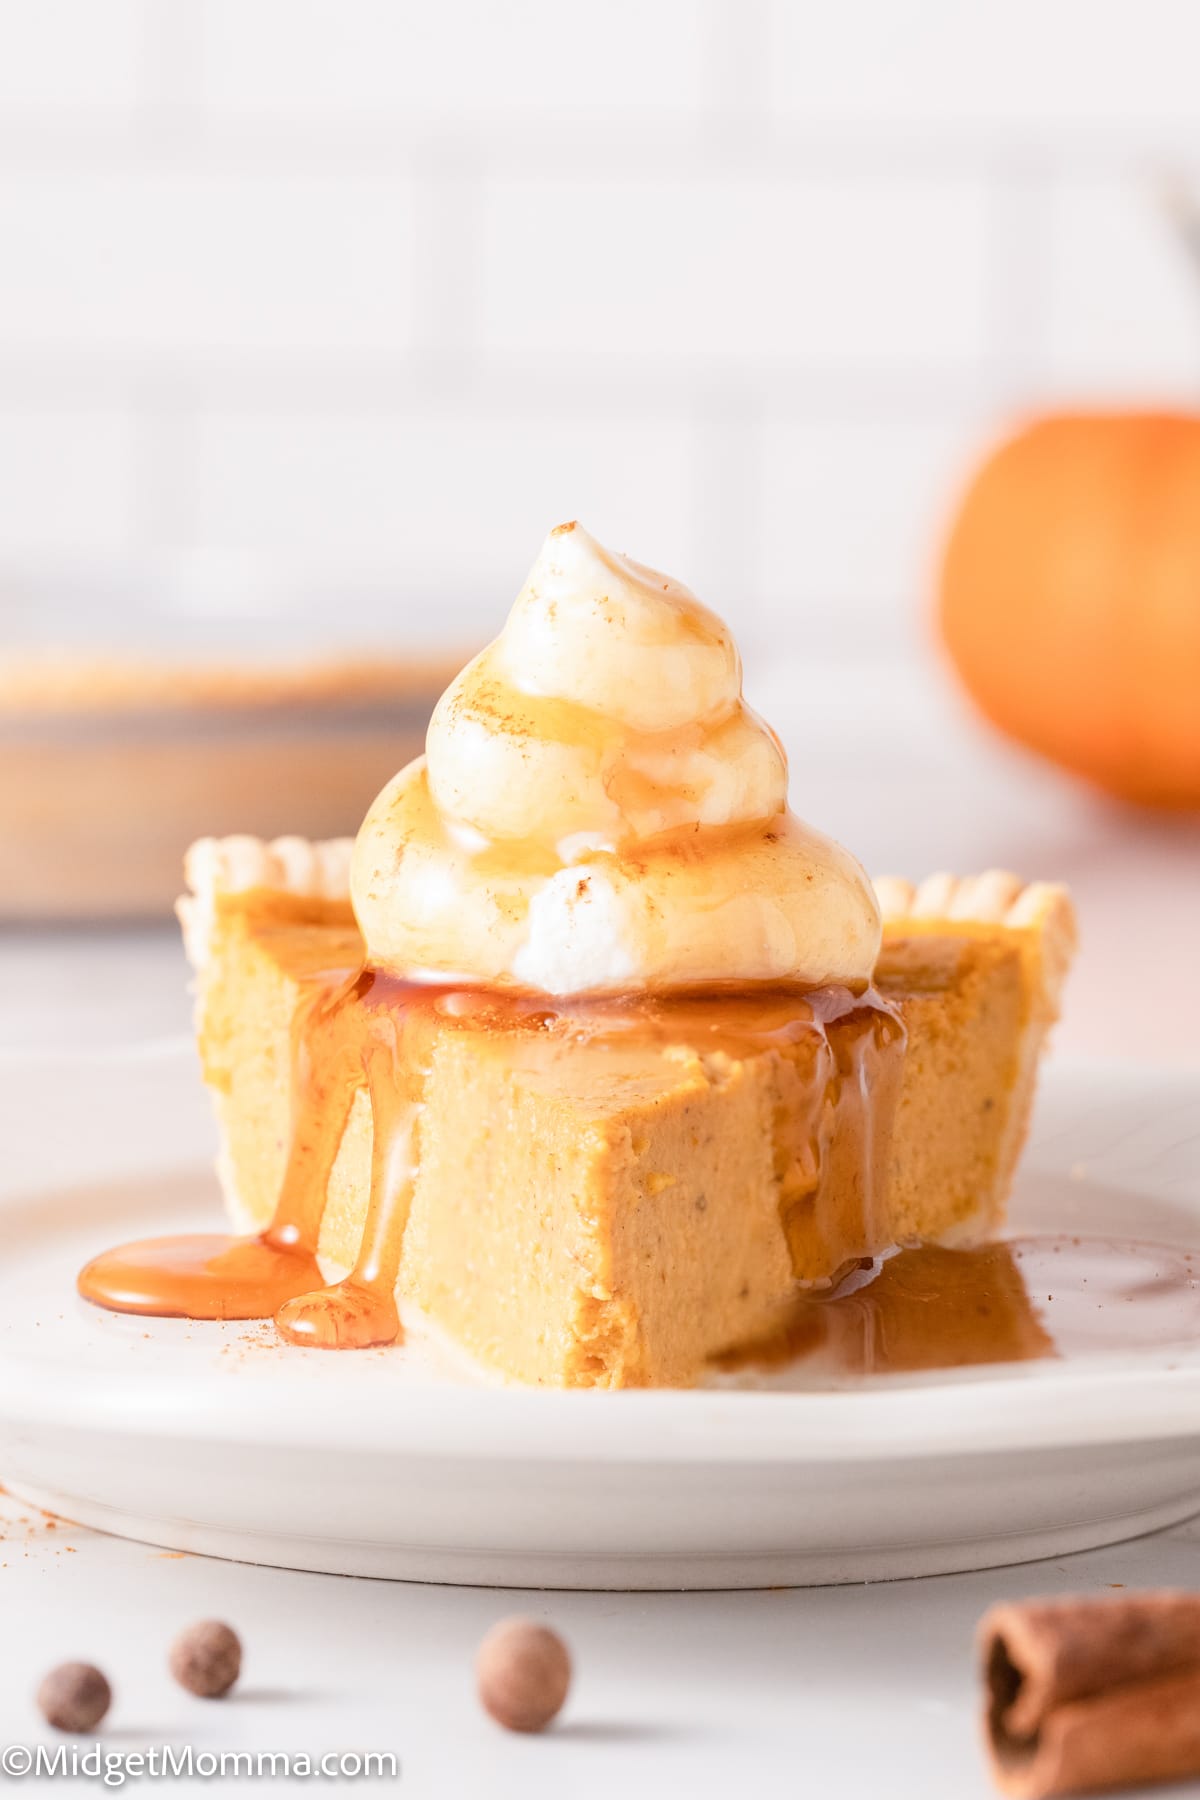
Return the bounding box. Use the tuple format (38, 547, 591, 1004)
(79, 525, 1083, 1387)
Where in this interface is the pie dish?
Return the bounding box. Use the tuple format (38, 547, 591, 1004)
(79, 524, 1077, 1389)
(1, 650, 458, 920)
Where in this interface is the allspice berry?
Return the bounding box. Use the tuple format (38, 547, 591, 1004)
(476, 1617, 571, 1733)
(37, 1663, 111, 1733)
(168, 1620, 242, 1698)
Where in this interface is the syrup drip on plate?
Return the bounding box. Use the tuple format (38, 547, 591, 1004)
(72, 1232, 323, 1322)
(712, 1236, 1200, 1383)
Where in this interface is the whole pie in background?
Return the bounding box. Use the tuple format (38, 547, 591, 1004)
(0, 651, 460, 920)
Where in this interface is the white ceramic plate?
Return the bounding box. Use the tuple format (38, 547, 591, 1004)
(1, 1046, 1198, 1589)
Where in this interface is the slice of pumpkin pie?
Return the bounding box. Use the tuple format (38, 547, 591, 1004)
(80, 524, 1076, 1387)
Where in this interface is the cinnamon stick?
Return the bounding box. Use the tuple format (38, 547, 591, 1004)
(980, 1592, 1200, 1797)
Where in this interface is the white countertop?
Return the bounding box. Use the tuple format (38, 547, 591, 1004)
(3, 1489, 1200, 1798)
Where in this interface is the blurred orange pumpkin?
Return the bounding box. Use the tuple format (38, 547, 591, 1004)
(939, 413, 1200, 809)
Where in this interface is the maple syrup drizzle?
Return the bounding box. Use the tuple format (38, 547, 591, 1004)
(274, 993, 433, 1349)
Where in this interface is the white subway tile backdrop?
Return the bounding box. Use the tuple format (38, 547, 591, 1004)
(0, 0, 142, 116)
(2, 0, 1199, 660)
(199, 0, 713, 124)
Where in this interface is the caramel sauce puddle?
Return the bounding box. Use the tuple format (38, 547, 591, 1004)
(713, 1236, 1200, 1381)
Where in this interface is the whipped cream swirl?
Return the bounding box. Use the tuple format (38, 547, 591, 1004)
(352, 523, 881, 993)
